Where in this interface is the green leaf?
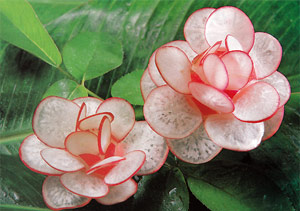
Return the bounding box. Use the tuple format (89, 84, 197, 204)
(111, 69, 144, 105)
(63, 31, 123, 80)
(0, 0, 62, 67)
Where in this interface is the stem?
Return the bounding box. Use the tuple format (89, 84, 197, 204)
(57, 66, 77, 81)
(85, 87, 103, 99)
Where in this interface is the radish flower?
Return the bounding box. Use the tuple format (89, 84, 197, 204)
(141, 6, 290, 164)
(19, 96, 168, 210)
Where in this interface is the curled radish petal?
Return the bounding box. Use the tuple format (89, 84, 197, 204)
(167, 124, 221, 164)
(225, 35, 243, 51)
(164, 40, 198, 62)
(98, 116, 112, 154)
(86, 156, 125, 175)
(73, 97, 103, 116)
(140, 68, 157, 101)
(116, 121, 168, 175)
(61, 171, 109, 198)
(78, 112, 114, 132)
(96, 179, 137, 205)
(144, 86, 202, 139)
(205, 6, 254, 52)
(104, 150, 146, 185)
(41, 148, 84, 172)
(33, 96, 80, 148)
(189, 82, 234, 113)
(233, 82, 280, 122)
(43, 176, 90, 210)
(205, 113, 264, 151)
(249, 32, 282, 79)
(184, 8, 215, 54)
(156, 46, 192, 94)
(19, 134, 63, 175)
(148, 50, 167, 86)
(76, 103, 87, 131)
(96, 98, 135, 141)
(262, 106, 284, 141)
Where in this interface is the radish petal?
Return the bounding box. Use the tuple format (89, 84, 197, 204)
(205, 113, 264, 151)
(144, 85, 202, 139)
(78, 112, 114, 132)
(148, 50, 167, 86)
(73, 97, 103, 116)
(43, 176, 90, 210)
(79, 154, 101, 167)
(262, 106, 284, 140)
(98, 116, 112, 154)
(33, 96, 80, 148)
(140, 68, 157, 101)
(86, 156, 125, 175)
(164, 40, 198, 62)
(76, 103, 87, 131)
(225, 35, 243, 51)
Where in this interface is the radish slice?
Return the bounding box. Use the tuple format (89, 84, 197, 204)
(184, 8, 215, 54)
(115, 121, 168, 175)
(167, 124, 221, 164)
(65, 131, 99, 156)
(104, 150, 145, 185)
(202, 54, 228, 90)
(43, 176, 90, 210)
(86, 156, 125, 175)
(33, 96, 80, 148)
(262, 106, 284, 140)
(96, 179, 137, 205)
(96, 98, 135, 141)
(76, 103, 87, 131)
(205, 6, 254, 52)
(78, 112, 114, 132)
(19, 134, 63, 175)
(79, 154, 101, 167)
(98, 116, 112, 154)
(73, 97, 103, 116)
(233, 81, 280, 122)
(61, 171, 109, 198)
(249, 32, 282, 79)
(140, 68, 157, 101)
(41, 148, 84, 172)
(144, 85, 202, 139)
(155, 46, 192, 94)
(148, 50, 167, 86)
(205, 113, 264, 151)
(221, 51, 253, 90)
(164, 40, 198, 62)
(189, 82, 234, 113)
(225, 35, 243, 51)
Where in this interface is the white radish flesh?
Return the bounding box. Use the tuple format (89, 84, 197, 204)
(86, 156, 125, 175)
(78, 112, 114, 132)
(140, 68, 157, 101)
(164, 40, 197, 62)
(98, 116, 112, 154)
(73, 97, 103, 116)
(225, 35, 243, 51)
(148, 50, 167, 86)
(262, 106, 284, 140)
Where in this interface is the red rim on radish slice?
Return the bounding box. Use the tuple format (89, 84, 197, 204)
(140, 68, 157, 101)
(204, 113, 264, 151)
(184, 8, 215, 54)
(262, 106, 284, 141)
(96, 98, 135, 141)
(86, 156, 125, 175)
(221, 50, 253, 90)
(249, 32, 282, 79)
(78, 112, 114, 132)
(19, 134, 63, 175)
(192, 41, 222, 68)
(205, 6, 254, 52)
(41, 148, 85, 172)
(189, 82, 234, 113)
(167, 124, 221, 164)
(225, 35, 243, 51)
(164, 40, 198, 62)
(233, 81, 280, 122)
(144, 85, 202, 139)
(148, 50, 167, 86)
(65, 131, 99, 156)
(96, 179, 137, 205)
(33, 96, 80, 148)
(104, 150, 146, 186)
(76, 103, 87, 131)
(60, 171, 109, 198)
(155, 46, 192, 94)
(73, 97, 103, 116)
(79, 153, 101, 167)
(98, 116, 112, 155)
(43, 176, 90, 211)
(116, 121, 168, 175)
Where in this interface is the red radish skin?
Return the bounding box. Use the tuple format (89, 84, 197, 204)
(86, 156, 125, 175)
(148, 50, 167, 86)
(76, 103, 87, 131)
(98, 116, 112, 155)
(79, 154, 101, 167)
(262, 106, 284, 141)
(73, 97, 103, 116)
(78, 112, 114, 132)
(140, 68, 157, 101)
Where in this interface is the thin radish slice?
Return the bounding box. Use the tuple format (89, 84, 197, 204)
(156, 46, 192, 94)
(225, 35, 243, 51)
(104, 150, 146, 185)
(98, 116, 112, 154)
(205, 6, 254, 52)
(148, 50, 167, 86)
(73, 97, 103, 116)
(184, 8, 215, 54)
(79, 154, 101, 167)
(96, 179, 137, 205)
(115, 121, 168, 175)
(262, 106, 284, 140)
(144, 85, 202, 139)
(19, 134, 63, 175)
(205, 113, 264, 151)
(41, 148, 84, 172)
(249, 32, 282, 79)
(164, 40, 198, 62)
(61, 171, 109, 198)
(78, 112, 114, 132)
(96, 98, 135, 141)
(189, 82, 234, 113)
(86, 156, 125, 175)
(43, 176, 90, 210)
(76, 103, 87, 131)
(233, 81, 280, 122)
(203, 54, 228, 90)
(140, 68, 157, 101)
(65, 131, 99, 156)
(33, 96, 80, 148)
(259, 71, 291, 107)
(221, 50, 253, 90)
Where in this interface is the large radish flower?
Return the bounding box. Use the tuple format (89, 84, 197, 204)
(19, 96, 168, 210)
(141, 6, 290, 164)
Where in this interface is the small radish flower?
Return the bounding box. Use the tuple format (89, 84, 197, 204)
(19, 96, 168, 210)
(142, 6, 290, 164)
